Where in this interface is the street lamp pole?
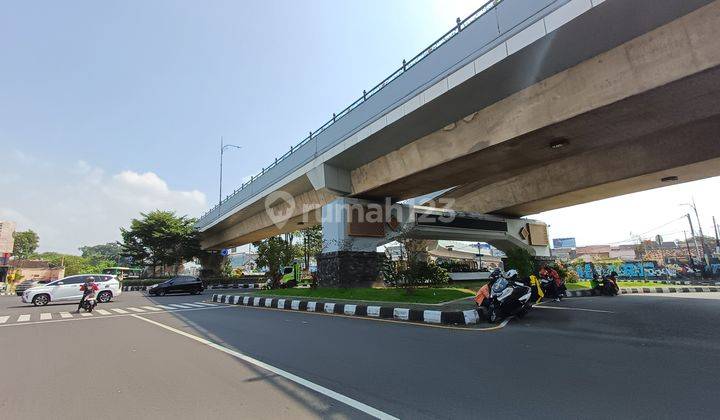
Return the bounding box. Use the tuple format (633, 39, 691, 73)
(219, 136, 242, 208)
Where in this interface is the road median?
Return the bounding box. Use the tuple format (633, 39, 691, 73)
(212, 294, 483, 326)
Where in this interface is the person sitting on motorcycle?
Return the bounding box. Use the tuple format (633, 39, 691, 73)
(76, 277, 99, 313)
(539, 264, 564, 300)
(474, 268, 503, 309)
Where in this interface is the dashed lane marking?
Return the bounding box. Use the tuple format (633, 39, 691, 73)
(126, 307, 146, 313)
(0, 302, 227, 325)
(0, 304, 233, 328)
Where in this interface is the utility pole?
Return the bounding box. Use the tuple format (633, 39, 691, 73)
(686, 213, 701, 266)
(690, 198, 710, 266)
(218, 136, 242, 208)
(683, 230, 693, 265)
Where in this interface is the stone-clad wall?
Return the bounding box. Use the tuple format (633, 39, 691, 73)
(317, 251, 381, 288)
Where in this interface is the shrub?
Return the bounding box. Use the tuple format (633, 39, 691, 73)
(382, 259, 449, 288)
(504, 248, 535, 278)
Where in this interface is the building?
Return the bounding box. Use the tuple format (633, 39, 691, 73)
(575, 245, 611, 262)
(609, 245, 637, 261)
(0, 221, 15, 265)
(7, 260, 65, 282)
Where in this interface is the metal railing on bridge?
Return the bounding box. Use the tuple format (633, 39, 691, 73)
(198, 0, 504, 227)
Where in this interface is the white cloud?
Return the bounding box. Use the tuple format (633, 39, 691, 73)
(0, 152, 207, 254)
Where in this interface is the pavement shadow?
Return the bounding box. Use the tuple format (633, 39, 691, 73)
(139, 291, 362, 419)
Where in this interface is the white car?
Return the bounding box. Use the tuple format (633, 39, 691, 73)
(21, 274, 122, 306)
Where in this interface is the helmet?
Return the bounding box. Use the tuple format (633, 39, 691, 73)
(610, 271, 618, 277)
(505, 269, 519, 281)
(489, 268, 503, 280)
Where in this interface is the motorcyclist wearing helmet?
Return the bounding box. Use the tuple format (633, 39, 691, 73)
(539, 264, 565, 300)
(76, 277, 99, 313)
(474, 268, 503, 308)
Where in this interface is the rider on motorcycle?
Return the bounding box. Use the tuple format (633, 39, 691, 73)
(474, 268, 503, 309)
(76, 277, 99, 313)
(539, 264, 565, 301)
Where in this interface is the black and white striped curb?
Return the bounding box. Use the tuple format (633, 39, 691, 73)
(122, 283, 264, 292)
(617, 280, 720, 286)
(566, 286, 720, 297)
(212, 294, 483, 325)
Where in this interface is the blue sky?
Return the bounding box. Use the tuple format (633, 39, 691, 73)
(1, 1, 719, 253)
(1, 0, 482, 194)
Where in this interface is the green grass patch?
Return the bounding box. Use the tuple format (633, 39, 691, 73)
(255, 287, 474, 304)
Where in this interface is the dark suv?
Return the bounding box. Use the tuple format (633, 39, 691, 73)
(148, 276, 204, 296)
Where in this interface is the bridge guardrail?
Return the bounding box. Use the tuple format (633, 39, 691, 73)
(197, 0, 569, 229)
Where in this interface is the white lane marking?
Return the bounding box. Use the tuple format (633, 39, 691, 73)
(131, 315, 398, 420)
(181, 303, 205, 308)
(155, 305, 176, 310)
(18, 314, 31, 322)
(0, 304, 231, 328)
(40, 313, 52, 320)
(192, 302, 216, 307)
(110, 308, 129, 314)
(0, 316, 8, 324)
(95, 309, 111, 315)
(141, 306, 163, 311)
(126, 307, 146, 313)
(533, 305, 614, 314)
(80, 312, 93, 317)
(59, 312, 73, 319)
(168, 304, 192, 309)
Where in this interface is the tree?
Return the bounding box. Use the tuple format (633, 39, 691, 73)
(34, 252, 115, 276)
(79, 242, 123, 265)
(253, 236, 294, 286)
(120, 210, 204, 276)
(12, 230, 39, 260)
(297, 225, 322, 269)
(504, 248, 535, 278)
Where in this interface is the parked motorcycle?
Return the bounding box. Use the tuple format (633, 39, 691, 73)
(540, 275, 567, 301)
(486, 274, 533, 323)
(593, 273, 619, 296)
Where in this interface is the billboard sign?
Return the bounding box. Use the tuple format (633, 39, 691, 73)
(553, 237, 577, 249)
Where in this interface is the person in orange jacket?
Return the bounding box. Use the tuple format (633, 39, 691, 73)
(475, 268, 503, 308)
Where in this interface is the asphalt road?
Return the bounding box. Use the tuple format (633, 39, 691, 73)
(1, 291, 719, 419)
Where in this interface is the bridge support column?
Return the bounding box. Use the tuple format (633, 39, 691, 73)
(317, 198, 385, 288)
(198, 251, 224, 278)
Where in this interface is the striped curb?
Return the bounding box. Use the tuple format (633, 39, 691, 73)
(212, 294, 482, 326)
(121, 283, 264, 292)
(616, 280, 719, 286)
(566, 286, 720, 297)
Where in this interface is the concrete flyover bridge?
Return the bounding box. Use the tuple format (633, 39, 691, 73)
(196, 0, 720, 284)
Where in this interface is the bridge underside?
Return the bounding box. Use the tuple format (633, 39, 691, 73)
(200, 0, 720, 251)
